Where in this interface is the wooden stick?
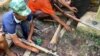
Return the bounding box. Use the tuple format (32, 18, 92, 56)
(50, 24, 61, 44)
(20, 39, 59, 56)
(54, 4, 100, 31)
(60, 19, 72, 38)
(23, 50, 31, 56)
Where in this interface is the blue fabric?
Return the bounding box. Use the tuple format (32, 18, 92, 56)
(2, 11, 16, 34)
(2, 11, 32, 38)
(20, 21, 30, 39)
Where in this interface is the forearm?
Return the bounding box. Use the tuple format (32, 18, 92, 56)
(58, 0, 72, 10)
(28, 20, 34, 39)
(11, 35, 31, 50)
(10, 34, 39, 53)
(50, 14, 71, 30)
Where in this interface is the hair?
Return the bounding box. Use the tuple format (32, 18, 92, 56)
(13, 12, 19, 15)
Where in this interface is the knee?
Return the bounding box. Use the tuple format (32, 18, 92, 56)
(0, 33, 8, 52)
(13, 40, 20, 46)
(0, 33, 5, 42)
(13, 39, 22, 46)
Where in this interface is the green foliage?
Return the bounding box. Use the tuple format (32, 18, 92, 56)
(76, 27, 100, 46)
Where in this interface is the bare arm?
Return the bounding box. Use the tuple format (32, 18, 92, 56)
(0, 33, 8, 52)
(0, 33, 17, 56)
(27, 20, 35, 43)
(58, 0, 77, 13)
(10, 34, 39, 53)
(50, 14, 71, 31)
(58, 0, 71, 9)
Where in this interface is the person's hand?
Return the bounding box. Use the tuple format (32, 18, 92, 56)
(70, 7, 78, 13)
(29, 46, 39, 53)
(28, 39, 33, 43)
(63, 0, 71, 5)
(27, 37, 33, 43)
(67, 27, 72, 32)
(64, 25, 72, 32)
(27, 37, 39, 53)
(67, 0, 71, 5)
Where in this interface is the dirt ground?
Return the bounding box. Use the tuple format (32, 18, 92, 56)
(0, 11, 100, 56)
(10, 18, 100, 56)
(57, 28, 100, 56)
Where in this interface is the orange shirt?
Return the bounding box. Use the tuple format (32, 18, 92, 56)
(28, 0, 55, 15)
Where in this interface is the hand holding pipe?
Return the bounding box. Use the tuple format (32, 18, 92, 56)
(54, 4, 100, 30)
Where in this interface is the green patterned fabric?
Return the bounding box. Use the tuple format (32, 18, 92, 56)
(9, 0, 31, 16)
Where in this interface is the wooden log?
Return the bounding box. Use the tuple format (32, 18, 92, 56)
(50, 24, 61, 44)
(60, 19, 72, 38)
(54, 4, 100, 30)
(20, 39, 59, 56)
(23, 50, 31, 56)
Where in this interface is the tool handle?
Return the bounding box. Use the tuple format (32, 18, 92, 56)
(50, 24, 61, 44)
(20, 39, 58, 56)
(54, 4, 100, 31)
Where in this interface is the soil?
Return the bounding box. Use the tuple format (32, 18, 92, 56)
(33, 27, 100, 56)
(0, 7, 100, 56)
